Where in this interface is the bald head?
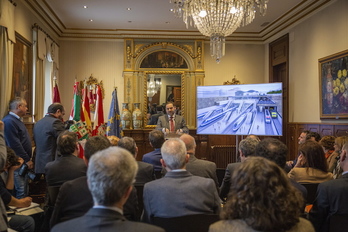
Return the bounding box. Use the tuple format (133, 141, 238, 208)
(180, 134, 196, 155)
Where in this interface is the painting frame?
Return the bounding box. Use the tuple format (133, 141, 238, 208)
(319, 49, 348, 119)
(12, 32, 32, 116)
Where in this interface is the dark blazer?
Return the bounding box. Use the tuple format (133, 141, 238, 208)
(2, 114, 32, 162)
(156, 114, 189, 133)
(51, 208, 164, 232)
(44, 154, 87, 186)
(309, 173, 348, 232)
(143, 170, 221, 223)
(219, 162, 241, 200)
(50, 176, 139, 228)
(33, 114, 65, 173)
(136, 161, 155, 185)
(142, 148, 162, 172)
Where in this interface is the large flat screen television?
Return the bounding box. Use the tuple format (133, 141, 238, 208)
(197, 83, 283, 136)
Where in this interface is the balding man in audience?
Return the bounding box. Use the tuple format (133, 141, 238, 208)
(50, 136, 138, 227)
(179, 134, 219, 191)
(45, 131, 86, 186)
(309, 140, 348, 231)
(51, 147, 164, 232)
(219, 137, 259, 200)
(254, 138, 307, 199)
(118, 136, 155, 185)
(142, 138, 220, 223)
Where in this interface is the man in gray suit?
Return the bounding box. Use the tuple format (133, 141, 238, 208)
(118, 136, 155, 185)
(219, 137, 259, 200)
(156, 102, 188, 134)
(34, 103, 65, 175)
(180, 134, 219, 191)
(51, 146, 164, 232)
(142, 138, 220, 223)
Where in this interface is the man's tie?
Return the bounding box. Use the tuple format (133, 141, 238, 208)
(170, 116, 175, 132)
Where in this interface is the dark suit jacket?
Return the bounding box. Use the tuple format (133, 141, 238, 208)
(309, 173, 348, 232)
(219, 162, 241, 200)
(143, 170, 221, 223)
(45, 154, 87, 186)
(142, 148, 162, 172)
(33, 114, 65, 173)
(51, 208, 164, 232)
(136, 161, 155, 185)
(50, 176, 139, 228)
(156, 114, 189, 133)
(184, 155, 219, 191)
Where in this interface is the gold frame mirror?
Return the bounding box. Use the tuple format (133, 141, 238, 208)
(143, 71, 184, 128)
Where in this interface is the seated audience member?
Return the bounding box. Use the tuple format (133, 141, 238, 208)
(246, 134, 260, 141)
(1, 147, 35, 232)
(332, 136, 348, 179)
(142, 130, 165, 172)
(148, 106, 164, 125)
(309, 140, 348, 231)
(107, 135, 120, 146)
(118, 137, 155, 185)
(45, 131, 87, 186)
(254, 138, 307, 199)
(220, 137, 259, 200)
(51, 147, 164, 232)
(0, 120, 7, 232)
(306, 132, 322, 142)
(142, 138, 220, 223)
(179, 134, 219, 191)
(51, 136, 139, 227)
(286, 130, 311, 170)
(209, 157, 314, 232)
(288, 140, 333, 184)
(319, 135, 337, 172)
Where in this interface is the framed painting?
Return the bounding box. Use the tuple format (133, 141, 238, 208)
(319, 49, 348, 119)
(12, 32, 32, 116)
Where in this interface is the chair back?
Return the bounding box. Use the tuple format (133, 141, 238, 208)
(134, 185, 144, 220)
(301, 183, 319, 204)
(152, 214, 220, 232)
(329, 214, 348, 232)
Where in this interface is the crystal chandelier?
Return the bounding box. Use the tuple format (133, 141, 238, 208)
(170, 0, 269, 63)
(147, 75, 162, 99)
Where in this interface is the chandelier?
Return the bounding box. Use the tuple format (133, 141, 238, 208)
(170, 0, 269, 63)
(147, 75, 162, 99)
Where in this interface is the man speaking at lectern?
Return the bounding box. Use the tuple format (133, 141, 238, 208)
(156, 102, 188, 135)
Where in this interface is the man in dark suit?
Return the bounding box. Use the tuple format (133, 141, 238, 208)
(118, 137, 155, 185)
(142, 138, 220, 223)
(219, 137, 259, 200)
(33, 103, 65, 175)
(2, 97, 32, 199)
(309, 140, 348, 232)
(179, 134, 219, 191)
(142, 130, 165, 172)
(50, 135, 139, 227)
(148, 106, 164, 125)
(156, 102, 188, 134)
(51, 146, 164, 232)
(45, 131, 87, 186)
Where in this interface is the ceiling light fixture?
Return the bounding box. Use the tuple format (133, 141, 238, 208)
(170, 0, 269, 63)
(83, 5, 88, 9)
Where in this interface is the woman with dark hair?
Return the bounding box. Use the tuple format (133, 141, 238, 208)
(209, 157, 314, 232)
(288, 140, 333, 183)
(319, 135, 337, 172)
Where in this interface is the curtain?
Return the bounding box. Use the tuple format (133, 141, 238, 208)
(0, 27, 14, 118)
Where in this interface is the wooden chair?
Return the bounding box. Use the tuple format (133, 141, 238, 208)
(152, 214, 220, 232)
(329, 214, 348, 232)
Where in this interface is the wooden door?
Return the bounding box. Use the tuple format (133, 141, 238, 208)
(173, 87, 181, 108)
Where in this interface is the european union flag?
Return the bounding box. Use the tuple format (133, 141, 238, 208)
(106, 88, 121, 138)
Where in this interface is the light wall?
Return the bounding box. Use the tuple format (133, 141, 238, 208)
(287, 0, 347, 123)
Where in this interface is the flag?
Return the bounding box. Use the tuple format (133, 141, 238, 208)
(92, 85, 105, 136)
(106, 88, 121, 138)
(81, 85, 92, 133)
(69, 81, 81, 121)
(52, 82, 61, 103)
